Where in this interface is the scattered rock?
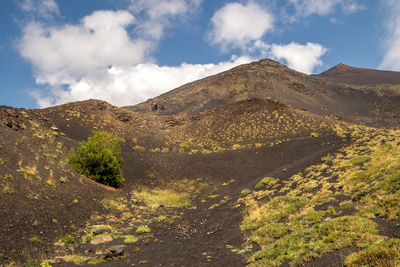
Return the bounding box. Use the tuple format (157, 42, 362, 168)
(157, 205, 166, 214)
(50, 125, 59, 132)
(92, 228, 105, 235)
(130, 195, 139, 204)
(90, 235, 113, 245)
(102, 245, 125, 260)
(20, 111, 29, 118)
(151, 103, 165, 111)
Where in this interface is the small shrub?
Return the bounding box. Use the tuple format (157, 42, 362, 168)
(179, 142, 193, 150)
(255, 177, 278, 189)
(61, 234, 75, 244)
(154, 215, 167, 222)
(122, 235, 139, 243)
(136, 225, 151, 234)
(28, 237, 42, 243)
(69, 131, 125, 188)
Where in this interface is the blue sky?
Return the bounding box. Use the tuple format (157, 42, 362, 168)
(0, 0, 399, 108)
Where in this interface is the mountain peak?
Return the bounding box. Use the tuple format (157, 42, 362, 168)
(317, 63, 400, 86)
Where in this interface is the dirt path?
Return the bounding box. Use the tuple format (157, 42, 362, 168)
(52, 135, 346, 267)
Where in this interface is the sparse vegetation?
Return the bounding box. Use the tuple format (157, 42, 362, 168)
(134, 188, 190, 208)
(69, 131, 125, 187)
(239, 126, 400, 266)
(101, 198, 128, 212)
(121, 235, 139, 243)
(28, 237, 42, 244)
(345, 239, 400, 266)
(60, 234, 75, 244)
(3, 63, 400, 267)
(136, 225, 151, 234)
(254, 176, 278, 189)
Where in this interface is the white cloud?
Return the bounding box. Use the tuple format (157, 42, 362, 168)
(209, 1, 274, 51)
(19, 2, 251, 109)
(288, 0, 363, 21)
(18, 0, 328, 108)
(128, 0, 201, 40)
(379, 0, 400, 71)
(31, 56, 253, 108)
(269, 42, 327, 74)
(17, 0, 60, 19)
(18, 10, 150, 85)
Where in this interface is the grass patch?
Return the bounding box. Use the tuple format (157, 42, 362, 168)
(222, 179, 235, 186)
(87, 258, 105, 264)
(254, 177, 278, 189)
(28, 237, 42, 244)
(349, 155, 370, 165)
(345, 239, 400, 267)
(132, 178, 208, 209)
(179, 142, 193, 150)
(101, 198, 128, 212)
(134, 189, 189, 208)
(121, 235, 139, 243)
(19, 166, 37, 180)
(60, 234, 75, 244)
(245, 215, 377, 266)
(154, 215, 167, 222)
(240, 127, 400, 266)
(136, 225, 151, 234)
(60, 255, 89, 264)
(1, 183, 15, 194)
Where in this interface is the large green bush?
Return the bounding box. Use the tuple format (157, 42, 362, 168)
(69, 131, 125, 187)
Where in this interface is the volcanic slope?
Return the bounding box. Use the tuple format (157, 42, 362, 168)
(2, 61, 400, 266)
(128, 59, 400, 127)
(317, 63, 400, 87)
(1, 98, 350, 266)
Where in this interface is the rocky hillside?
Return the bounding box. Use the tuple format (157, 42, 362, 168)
(127, 59, 400, 127)
(317, 63, 400, 87)
(1, 59, 400, 267)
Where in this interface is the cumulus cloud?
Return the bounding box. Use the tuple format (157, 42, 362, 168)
(18, 1, 225, 108)
(19, 0, 329, 108)
(269, 42, 327, 74)
(19, 10, 150, 85)
(379, 0, 400, 71)
(128, 0, 202, 40)
(17, 0, 60, 19)
(209, 1, 274, 51)
(31, 56, 253, 108)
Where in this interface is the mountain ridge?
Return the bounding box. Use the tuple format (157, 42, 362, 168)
(317, 63, 400, 86)
(126, 59, 400, 127)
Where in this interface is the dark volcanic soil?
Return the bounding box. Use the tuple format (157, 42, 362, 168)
(49, 134, 345, 267)
(1, 93, 394, 266)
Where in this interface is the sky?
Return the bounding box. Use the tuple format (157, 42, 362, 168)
(0, 0, 399, 109)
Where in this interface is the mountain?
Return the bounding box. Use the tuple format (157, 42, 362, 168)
(317, 63, 400, 86)
(127, 59, 400, 127)
(2, 59, 400, 266)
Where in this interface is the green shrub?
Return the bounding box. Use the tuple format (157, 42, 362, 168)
(69, 131, 125, 188)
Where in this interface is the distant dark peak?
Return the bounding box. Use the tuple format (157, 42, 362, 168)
(336, 63, 350, 68)
(317, 62, 400, 86)
(328, 63, 354, 71)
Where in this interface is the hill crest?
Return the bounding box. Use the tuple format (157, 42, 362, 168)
(317, 63, 400, 86)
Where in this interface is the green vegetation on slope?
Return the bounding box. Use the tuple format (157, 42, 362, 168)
(239, 125, 400, 266)
(69, 131, 125, 187)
